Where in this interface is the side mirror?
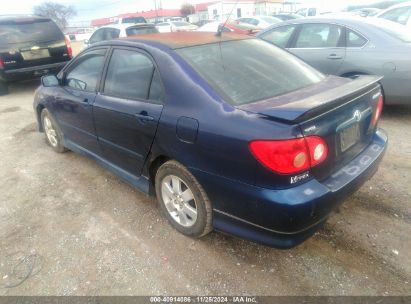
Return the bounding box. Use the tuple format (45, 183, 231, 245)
(41, 75, 60, 87)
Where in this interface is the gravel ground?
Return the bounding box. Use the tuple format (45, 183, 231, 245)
(0, 46, 410, 295)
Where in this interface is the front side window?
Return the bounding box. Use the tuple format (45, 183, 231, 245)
(65, 49, 106, 92)
(177, 39, 324, 105)
(104, 28, 120, 40)
(104, 49, 162, 102)
(295, 24, 342, 48)
(308, 8, 317, 16)
(259, 25, 296, 48)
(89, 29, 104, 44)
(346, 29, 367, 47)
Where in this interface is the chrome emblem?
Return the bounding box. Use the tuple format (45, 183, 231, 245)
(353, 110, 362, 122)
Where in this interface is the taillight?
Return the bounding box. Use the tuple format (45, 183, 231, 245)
(0, 58, 4, 69)
(249, 136, 328, 174)
(65, 35, 73, 58)
(371, 95, 384, 126)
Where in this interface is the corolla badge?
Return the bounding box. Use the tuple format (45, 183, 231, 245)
(353, 110, 362, 122)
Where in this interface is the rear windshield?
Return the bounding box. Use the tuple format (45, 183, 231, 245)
(126, 26, 159, 36)
(122, 17, 147, 24)
(176, 39, 324, 105)
(0, 19, 64, 44)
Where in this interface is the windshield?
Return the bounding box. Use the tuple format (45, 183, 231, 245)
(172, 22, 191, 27)
(177, 39, 324, 105)
(126, 26, 159, 36)
(261, 16, 281, 24)
(0, 20, 64, 44)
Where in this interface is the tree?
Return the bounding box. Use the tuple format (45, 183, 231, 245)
(180, 3, 195, 17)
(33, 1, 77, 30)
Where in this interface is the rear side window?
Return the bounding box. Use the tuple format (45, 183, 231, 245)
(65, 49, 106, 92)
(177, 39, 324, 105)
(259, 25, 296, 48)
(104, 49, 162, 102)
(0, 19, 63, 44)
(346, 30, 367, 47)
(295, 24, 342, 48)
(126, 26, 158, 36)
(104, 28, 120, 40)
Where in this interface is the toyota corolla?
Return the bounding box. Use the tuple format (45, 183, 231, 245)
(33, 32, 387, 248)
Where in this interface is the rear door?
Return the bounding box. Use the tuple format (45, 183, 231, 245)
(0, 18, 70, 71)
(93, 47, 164, 176)
(289, 23, 346, 75)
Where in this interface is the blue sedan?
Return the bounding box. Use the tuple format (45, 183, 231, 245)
(33, 32, 387, 248)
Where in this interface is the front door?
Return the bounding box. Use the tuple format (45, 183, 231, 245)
(290, 23, 346, 75)
(54, 48, 107, 154)
(93, 48, 164, 176)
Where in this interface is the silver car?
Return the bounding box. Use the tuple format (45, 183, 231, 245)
(257, 17, 411, 105)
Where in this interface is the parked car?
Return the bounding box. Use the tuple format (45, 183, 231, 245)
(350, 8, 381, 17)
(257, 17, 411, 105)
(376, 1, 411, 28)
(34, 32, 387, 248)
(294, 7, 333, 17)
(272, 13, 303, 21)
(0, 15, 72, 96)
(197, 21, 261, 35)
(236, 16, 282, 29)
(194, 19, 214, 27)
(156, 21, 197, 33)
(84, 24, 158, 47)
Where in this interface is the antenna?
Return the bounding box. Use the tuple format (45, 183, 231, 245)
(216, 0, 239, 37)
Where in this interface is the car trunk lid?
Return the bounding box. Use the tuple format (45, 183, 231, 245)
(239, 75, 383, 180)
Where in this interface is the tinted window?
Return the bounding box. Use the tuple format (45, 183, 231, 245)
(89, 29, 104, 44)
(126, 26, 159, 36)
(380, 7, 411, 25)
(308, 8, 317, 16)
(177, 39, 324, 105)
(66, 49, 106, 92)
(149, 70, 164, 102)
(104, 28, 120, 40)
(295, 24, 342, 48)
(347, 30, 367, 47)
(0, 19, 63, 44)
(104, 49, 157, 101)
(122, 17, 147, 24)
(260, 25, 296, 48)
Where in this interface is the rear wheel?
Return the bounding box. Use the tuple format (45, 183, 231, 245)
(155, 160, 213, 237)
(0, 81, 8, 96)
(41, 109, 67, 153)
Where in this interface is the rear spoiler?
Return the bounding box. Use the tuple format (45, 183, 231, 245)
(239, 75, 383, 124)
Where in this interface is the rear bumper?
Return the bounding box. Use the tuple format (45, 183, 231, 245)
(191, 129, 387, 248)
(0, 61, 68, 82)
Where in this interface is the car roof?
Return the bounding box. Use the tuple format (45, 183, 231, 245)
(0, 14, 50, 24)
(376, 1, 411, 16)
(102, 32, 252, 49)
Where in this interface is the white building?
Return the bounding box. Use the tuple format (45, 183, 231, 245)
(207, 0, 257, 21)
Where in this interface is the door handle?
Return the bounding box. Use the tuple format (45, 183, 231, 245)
(327, 54, 343, 59)
(134, 111, 154, 122)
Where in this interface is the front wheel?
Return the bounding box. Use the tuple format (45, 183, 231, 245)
(0, 81, 8, 96)
(155, 160, 213, 238)
(41, 109, 67, 153)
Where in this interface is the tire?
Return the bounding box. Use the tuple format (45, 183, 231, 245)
(0, 81, 8, 96)
(41, 109, 67, 153)
(155, 160, 213, 238)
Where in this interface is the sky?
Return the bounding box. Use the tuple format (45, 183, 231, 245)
(2, 0, 384, 26)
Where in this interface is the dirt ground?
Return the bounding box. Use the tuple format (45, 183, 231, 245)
(0, 43, 410, 295)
